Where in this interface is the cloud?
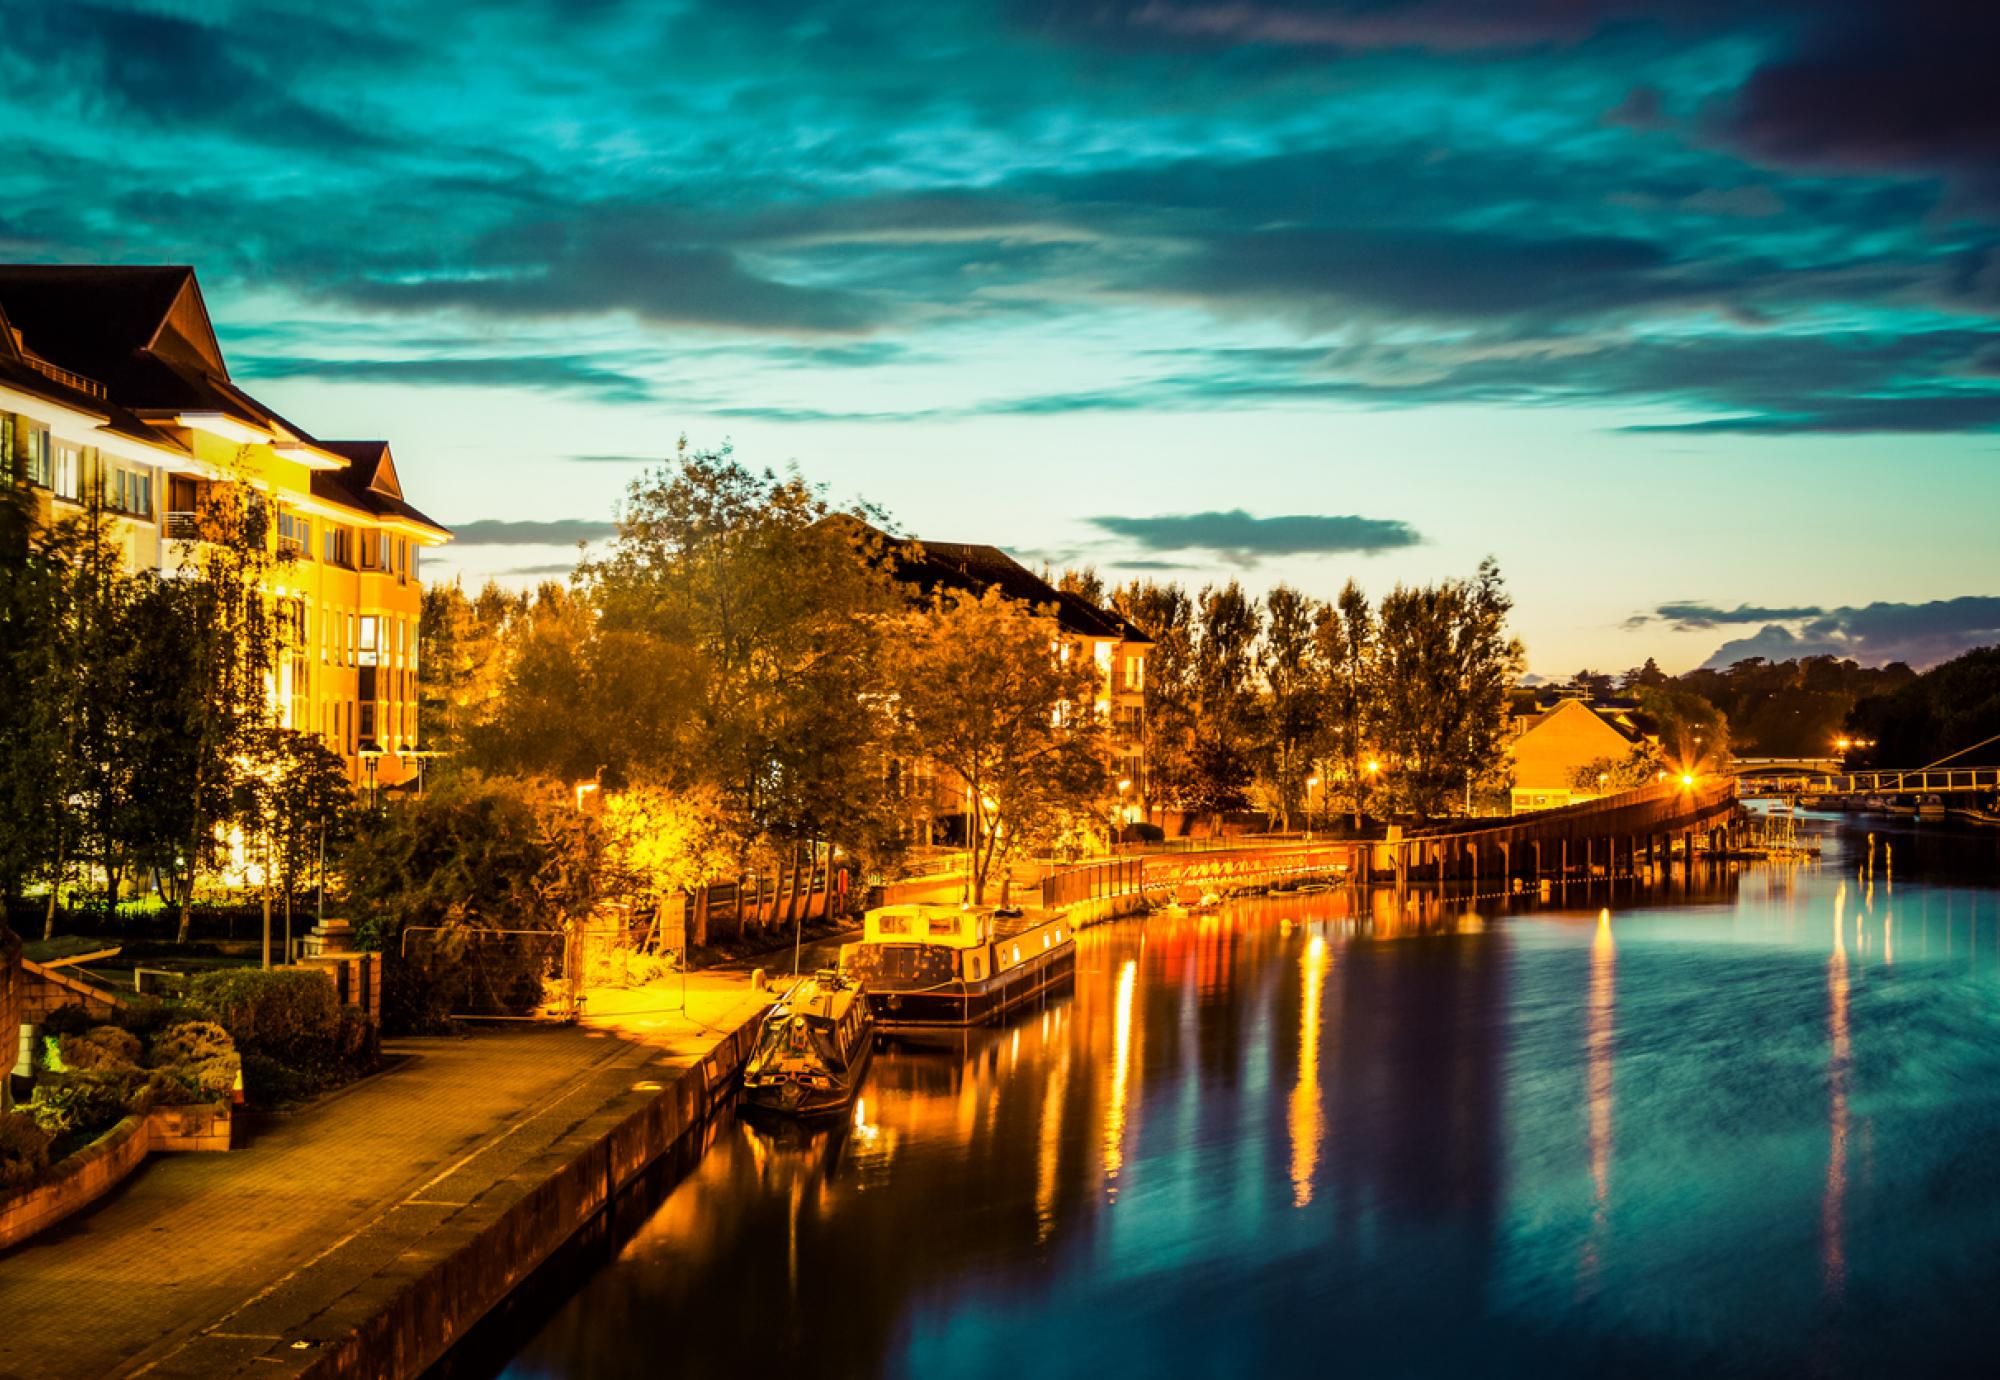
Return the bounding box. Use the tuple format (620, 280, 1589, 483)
(569, 453, 665, 464)
(1633, 595, 2000, 668)
(236, 355, 654, 403)
(1, 2, 394, 154)
(448, 519, 617, 547)
(1085, 509, 1421, 564)
(332, 212, 883, 334)
(497, 562, 581, 578)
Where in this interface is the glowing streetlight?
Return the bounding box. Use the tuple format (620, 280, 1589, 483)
(1679, 773, 1695, 788)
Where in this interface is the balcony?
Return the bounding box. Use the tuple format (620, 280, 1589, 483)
(164, 510, 203, 542)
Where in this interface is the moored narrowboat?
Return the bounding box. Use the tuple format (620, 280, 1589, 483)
(840, 904, 1075, 1029)
(742, 969, 875, 1116)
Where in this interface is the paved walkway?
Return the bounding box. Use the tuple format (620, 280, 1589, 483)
(0, 973, 769, 1380)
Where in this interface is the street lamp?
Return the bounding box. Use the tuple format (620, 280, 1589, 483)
(1112, 778, 1131, 853)
(1306, 775, 1319, 836)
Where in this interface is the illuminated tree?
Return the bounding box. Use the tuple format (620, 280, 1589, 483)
(889, 588, 1107, 904)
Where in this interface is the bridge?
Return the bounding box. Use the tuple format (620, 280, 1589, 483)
(1734, 766, 2000, 799)
(1395, 777, 1742, 885)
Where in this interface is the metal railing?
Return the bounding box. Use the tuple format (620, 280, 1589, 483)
(1737, 766, 2000, 798)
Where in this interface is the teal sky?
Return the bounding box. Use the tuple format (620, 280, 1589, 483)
(4, 1, 1997, 675)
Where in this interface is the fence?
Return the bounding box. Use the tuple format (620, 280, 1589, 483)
(397, 926, 574, 1020)
(1040, 858, 1144, 910)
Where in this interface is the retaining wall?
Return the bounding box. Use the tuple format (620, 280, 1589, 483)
(300, 1012, 765, 1380)
(0, 1102, 233, 1252)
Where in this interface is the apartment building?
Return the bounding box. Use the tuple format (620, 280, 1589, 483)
(876, 532, 1153, 830)
(0, 264, 450, 788)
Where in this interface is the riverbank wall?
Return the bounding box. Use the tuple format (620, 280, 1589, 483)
(299, 1008, 766, 1380)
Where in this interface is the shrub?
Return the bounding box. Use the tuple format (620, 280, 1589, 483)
(39, 1003, 96, 1039)
(148, 1020, 235, 1067)
(0, 1113, 51, 1190)
(145, 1020, 241, 1106)
(26, 1069, 145, 1143)
(58, 1027, 143, 1070)
(187, 969, 341, 1060)
(184, 969, 373, 1106)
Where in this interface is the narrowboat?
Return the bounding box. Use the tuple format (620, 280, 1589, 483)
(1918, 795, 1947, 820)
(839, 904, 1075, 1029)
(741, 969, 875, 1117)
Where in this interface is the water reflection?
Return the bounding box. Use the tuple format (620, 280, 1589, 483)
(1289, 933, 1326, 1208)
(1581, 908, 1614, 1291)
(497, 813, 2000, 1380)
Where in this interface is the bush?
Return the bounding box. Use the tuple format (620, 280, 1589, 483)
(187, 969, 341, 1060)
(185, 969, 372, 1105)
(57, 1027, 143, 1070)
(0, 1113, 52, 1190)
(26, 1068, 145, 1144)
(39, 1003, 96, 1039)
(145, 1020, 241, 1106)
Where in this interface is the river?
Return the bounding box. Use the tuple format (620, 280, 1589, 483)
(492, 810, 2000, 1379)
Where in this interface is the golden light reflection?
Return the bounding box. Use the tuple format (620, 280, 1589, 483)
(1823, 884, 1850, 1301)
(1288, 934, 1328, 1208)
(1035, 1042, 1070, 1241)
(1103, 958, 1138, 1197)
(1581, 908, 1616, 1288)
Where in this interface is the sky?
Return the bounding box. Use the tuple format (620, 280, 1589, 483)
(3, 0, 1998, 676)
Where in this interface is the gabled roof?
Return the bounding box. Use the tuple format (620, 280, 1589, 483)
(0, 264, 305, 444)
(1515, 697, 1643, 745)
(882, 532, 1150, 643)
(311, 440, 449, 538)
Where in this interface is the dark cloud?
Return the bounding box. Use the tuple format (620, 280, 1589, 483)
(0, 2, 392, 153)
(236, 355, 654, 403)
(496, 562, 581, 578)
(332, 212, 882, 334)
(1641, 601, 1831, 631)
(1086, 509, 1421, 564)
(1605, 85, 1667, 131)
(1713, 4, 2000, 196)
(448, 519, 618, 547)
(568, 453, 665, 465)
(1631, 595, 2000, 669)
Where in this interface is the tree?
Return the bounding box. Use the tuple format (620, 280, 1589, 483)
(1372, 559, 1524, 819)
(244, 729, 354, 939)
(1315, 580, 1378, 828)
(1570, 745, 1662, 792)
(1258, 583, 1322, 831)
(1187, 580, 1262, 822)
(888, 588, 1107, 904)
(1112, 579, 1196, 825)
(1635, 684, 1729, 772)
(587, 442, 905, 880)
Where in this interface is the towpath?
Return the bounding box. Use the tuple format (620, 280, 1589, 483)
(0, 972, 768, 1380)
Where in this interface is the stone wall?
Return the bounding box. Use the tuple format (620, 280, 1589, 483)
(0, 1102, 233, 1251)
(16, 958, 123, 1024)
(0, 927, 20, 1109)
(301, 1013, 765, 1380)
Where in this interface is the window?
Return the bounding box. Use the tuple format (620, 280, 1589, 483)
(107, 464, 154, 517)
(279, 511, 311, 555)
(358, 615, 378, 667)
(323, 525, 353, 566)
(359, 701, 376, 743)
(1124, 655, 1145, 690)
(52, 443, 82, 501)
(20, 422, 52, 487)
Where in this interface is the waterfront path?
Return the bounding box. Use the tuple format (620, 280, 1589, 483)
(0, 973, 769, 1380)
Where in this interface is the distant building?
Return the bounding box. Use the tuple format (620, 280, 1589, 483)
(867, 531, 1152, 836)
(1508, 697, 1651, 814)
(0, 264, 450, 787)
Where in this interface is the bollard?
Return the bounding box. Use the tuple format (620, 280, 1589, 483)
(8, 1022, 36, 1108)
(750, 967, 767, 992)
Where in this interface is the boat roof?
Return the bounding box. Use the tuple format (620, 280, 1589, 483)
(772, 972, 865, 1022)
(863, 904, 995, 948)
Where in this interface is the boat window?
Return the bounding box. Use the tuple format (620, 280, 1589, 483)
(876, 913, 910, 935)
(925, 915, 959, 937)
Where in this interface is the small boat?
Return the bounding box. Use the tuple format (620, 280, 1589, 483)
(741, 969, 875, 1117)
(1918, 795, 1946, 820)
(840, 904, 1075, 1029)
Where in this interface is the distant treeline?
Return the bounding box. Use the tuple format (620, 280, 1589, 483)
(1846, 646, 2000, 768)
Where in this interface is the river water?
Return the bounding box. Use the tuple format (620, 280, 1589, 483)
(496, 810, 2000, 1379)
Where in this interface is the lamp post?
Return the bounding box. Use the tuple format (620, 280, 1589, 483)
(1113, 778, 1131, 854)
(1306, 775, 1320, 838)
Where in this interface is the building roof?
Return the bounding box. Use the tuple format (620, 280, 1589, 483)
(0, 264, 447, 540)
(309, 440, 450, 537)
(886, 535, 1151, 643)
